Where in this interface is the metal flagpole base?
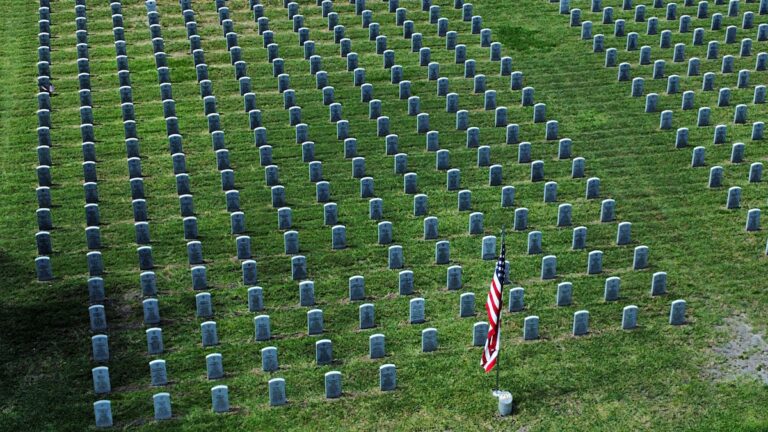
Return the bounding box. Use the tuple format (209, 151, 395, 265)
(493, 390, 513, 417)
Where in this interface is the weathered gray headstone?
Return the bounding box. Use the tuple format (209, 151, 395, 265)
(93, 400, 113, 428)
(248, 286, 264, 312)
(153, 392, 172, 420)
(633, 245, 649, 269)
(651, 271, 667, 296)
(669, 300, 686, 325)
(265, 378, 286, 407)
(150, 359, 167, 386)
(261, 347, 278, 373)
(146, 327, 163, 355)
(254, 315, 271, 341)
(92, 366, 111, 394)
(746, 208, 761, 231)
(307, 309, 324, 335)
(526, 231, 542, 255)
(315, 339, 333, 365)
(573, 310, 589, 336)
(621, 305, 638, 329)
(201, 321, 218, 347)
(473, 322, 489, 346)
(514, 208, 528, 231)
(389, 245, 404, 269)
(541, 255, 557, 280)
(211, 385, 229, 413)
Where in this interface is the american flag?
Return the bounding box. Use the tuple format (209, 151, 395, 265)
(481, 241, 506, 373)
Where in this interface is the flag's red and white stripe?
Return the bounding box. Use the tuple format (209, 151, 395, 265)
(481, 244, 506, 373)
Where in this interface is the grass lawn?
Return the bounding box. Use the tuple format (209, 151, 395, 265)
(1, 0, 767, 430)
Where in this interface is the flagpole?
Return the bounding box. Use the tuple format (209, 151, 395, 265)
(495, 225, 505, 393)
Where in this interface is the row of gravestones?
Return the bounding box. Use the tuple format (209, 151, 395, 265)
(574, 0, 764, 51)
(594, 2, 767, 240)
(92, 363, 397, 427)
(91, 295, 689, 424)
(33, 0, 58, 282)
(88, 0, 672, 426)
(195, 0, 593, 272)
(229, 0, 659, 306)
(91, 288, 688, 426)
(238, 0, 604, 252)
(38, 0, 127, 282)
(89, 1, 218, 426)
(565, 0, 768, 102)
(220, 0, 661, 352)
(247, 0, 574, 152)
(93, 244, 663, 333)
(207, 0, 653, 341)
(87, 1, 234, 425)
(87, 0, 152, 415)
(94, 291, 688, 389)
(560, 0, 767, 23)
(553, 0, 768, 246)
(581, 0, 767, 141)
(218, 0, 638, 270)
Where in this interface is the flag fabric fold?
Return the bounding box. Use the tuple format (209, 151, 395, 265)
(481, 241, 506, 373)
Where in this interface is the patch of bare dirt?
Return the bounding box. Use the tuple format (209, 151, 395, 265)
(707, 315, 768, 385)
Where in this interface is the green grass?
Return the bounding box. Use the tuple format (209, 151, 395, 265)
(1, 0, 768, 430)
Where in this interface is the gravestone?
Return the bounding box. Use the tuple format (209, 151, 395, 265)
(557, 282, 573, 306)
(528, 231, 542, 255)
(153, 393, 172, 420)
(573, 310, 589, 336)
(243, 260, 258, 286)
(422, 328, 438, 352)
(93, 401, 113, 428)
(558, 204, 572, 227)
(262, 347, 278, 372)
(669, 300, 687, 325)
(524, 316, 539, 340)
(248, 287, 264, 312)
(508, 287, 525, 312)
(150, 360, 167, 386)
(651, 271, 667, 296)
(360, 304, 375, 329)
(299, 280, 315, 306)
(308, 309, 324, 335)
(473, 322, 489, 346)
(514, 208, 528, 231)
(482, 236, 497, 260)
(201, 321, 218, 346)
(255, 315, 271, 341)
(332, 225, 346, 250)
(211, 385, 229, 413)
(367, 334, 387, 360)
(325, 371, 342, 398)
(447, 265, 462, 290)
(587, 250, 603, 274)
(380, 364, 396, 391)
(316, 339, 333, 365)
(389, 245, 404, 269)
(92, 366, 111, 394)
(269, 378, 286, 406)
(541, 255, 557, 280)
(746, 209, 761, 232)
(143, 298, 160, 325)
(146, 328, 163, 355)
(92, 335, 109, 362)
(459, 292, 475, 317)
(633, 245, 649, 269)
(619, 305, 639, 330)
(604, 277, 620, 301)
(410, 298, 426, 323)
